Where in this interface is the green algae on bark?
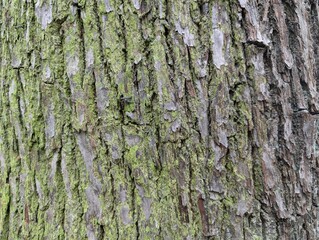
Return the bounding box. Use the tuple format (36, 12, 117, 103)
(0, 0, 319, 239)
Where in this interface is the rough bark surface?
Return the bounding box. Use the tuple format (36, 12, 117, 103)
(0, 0, 319, 239)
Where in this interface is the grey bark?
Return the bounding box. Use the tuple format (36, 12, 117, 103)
(0, 0, 319, 239)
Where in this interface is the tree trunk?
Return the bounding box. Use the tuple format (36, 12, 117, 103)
(0, 0, 318, 239)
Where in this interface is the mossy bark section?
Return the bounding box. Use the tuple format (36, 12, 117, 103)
(0, 0, 318, 239)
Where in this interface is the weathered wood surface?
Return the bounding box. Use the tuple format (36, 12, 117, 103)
(0, 0, 319, 239)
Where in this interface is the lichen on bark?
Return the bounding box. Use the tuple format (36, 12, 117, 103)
(0, 0, 319, 239)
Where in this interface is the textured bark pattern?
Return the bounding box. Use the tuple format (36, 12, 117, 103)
(0, 0, 319, 239)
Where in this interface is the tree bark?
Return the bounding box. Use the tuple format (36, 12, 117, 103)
(0, 0, 318, 239)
